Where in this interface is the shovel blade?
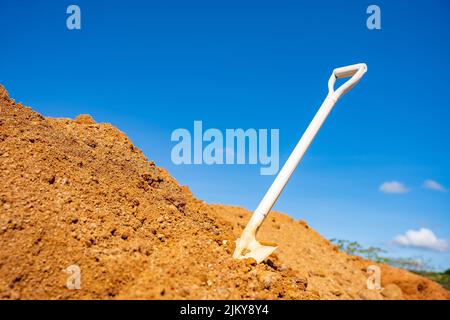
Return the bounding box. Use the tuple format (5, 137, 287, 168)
(234, 239, 277, 264)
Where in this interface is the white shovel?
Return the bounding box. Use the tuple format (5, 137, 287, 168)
(233, 63, 368, 263)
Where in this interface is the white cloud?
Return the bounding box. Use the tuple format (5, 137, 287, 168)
(393, 228, 448, 252)
(379, 181, 410, 194)
(423, 179, 447, 192)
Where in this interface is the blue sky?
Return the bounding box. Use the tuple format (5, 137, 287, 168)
(1, 0, 449, 270)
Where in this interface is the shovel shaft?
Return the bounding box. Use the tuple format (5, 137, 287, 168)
(248, 95, 336, 230)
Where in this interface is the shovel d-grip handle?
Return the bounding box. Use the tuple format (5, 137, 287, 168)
(234, 63, 367, 262)
(329, 63, 368, 99)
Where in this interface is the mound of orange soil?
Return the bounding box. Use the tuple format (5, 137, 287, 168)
(0, 84, 448, 300)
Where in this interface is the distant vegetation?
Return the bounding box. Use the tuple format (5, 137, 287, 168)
(330, 239, 390, 263)
(330, 238, 450, 289)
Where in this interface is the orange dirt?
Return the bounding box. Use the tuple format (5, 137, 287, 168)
(0, 84, 448, 300)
